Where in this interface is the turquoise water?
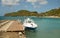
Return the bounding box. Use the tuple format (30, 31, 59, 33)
(0, 16, 60, 38)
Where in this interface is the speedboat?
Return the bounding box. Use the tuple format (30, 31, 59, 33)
(23, 18, 37, 30)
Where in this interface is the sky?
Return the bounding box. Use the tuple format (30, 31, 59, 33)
(0, 0, 60, 16)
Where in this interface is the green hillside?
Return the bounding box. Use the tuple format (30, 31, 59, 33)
(5, 10, 38, 16)
(5, 8, 60, 17)
(39, 8, 60, 17)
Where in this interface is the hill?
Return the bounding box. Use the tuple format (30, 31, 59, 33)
(4, 10, 38, 16)
(39, 8, 60, 17)
(4, 8, 60, 17)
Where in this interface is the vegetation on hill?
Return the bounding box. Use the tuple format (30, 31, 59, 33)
(5, 8, 60, 17)
(5, 10, 38, 16)
(39, 8, 60, 17)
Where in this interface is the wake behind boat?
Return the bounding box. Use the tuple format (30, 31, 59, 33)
(23, 18, 37, 30)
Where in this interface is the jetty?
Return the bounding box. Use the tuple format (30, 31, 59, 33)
(0, 20, 26, 38)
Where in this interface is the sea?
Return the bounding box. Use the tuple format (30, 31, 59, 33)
(0, 16, 60, 38)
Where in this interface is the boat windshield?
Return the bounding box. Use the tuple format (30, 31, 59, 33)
(28, 21, 31, 23)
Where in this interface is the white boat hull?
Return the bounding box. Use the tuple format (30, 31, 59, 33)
(23, 23, 37, 30)
(23, 18, 37, 30)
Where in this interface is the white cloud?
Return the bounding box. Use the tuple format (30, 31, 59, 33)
(26, 0, 48, 5)
(2, 0, 20, 5)
(26, 0, 37, 3)
(33, 5, 41, 8)
(26, 0, 48, 8)
(39, 1, 48, 5)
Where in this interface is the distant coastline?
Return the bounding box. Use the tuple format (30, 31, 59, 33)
(38, 16, 60, 18)
(3, 16, 60, 18)
(4, 8, 60, 18)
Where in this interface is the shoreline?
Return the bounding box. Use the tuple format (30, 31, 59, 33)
(38, 16, 60, 18)
(0, 16, 60, 18)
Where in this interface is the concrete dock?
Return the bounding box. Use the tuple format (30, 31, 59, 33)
(0, 20, 26, 38)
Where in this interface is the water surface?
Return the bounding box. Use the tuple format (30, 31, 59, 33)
(0, 16, 60, 38)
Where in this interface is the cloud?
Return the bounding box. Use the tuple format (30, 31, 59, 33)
(2, 0, 20, 5)
(33, 5, 41, 8)
(26, 0, 37, 3)
(26, 0, 48, 8)
(39, 1, 48, 5)
(26, 0, 48, 5)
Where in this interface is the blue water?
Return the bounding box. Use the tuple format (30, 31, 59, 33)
(0, 16, 60, 38)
